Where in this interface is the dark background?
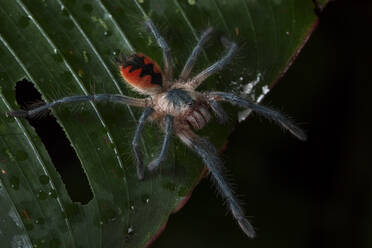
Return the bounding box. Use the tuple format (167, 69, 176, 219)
(15, 0, 371, 247)
(152, 1, 372, 247)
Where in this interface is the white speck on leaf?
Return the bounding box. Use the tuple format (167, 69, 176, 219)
(262, 85, 269, 95)
(256, 85, 270, 103)
(238, 76, 270, 122)
(242, 72, 262, 95)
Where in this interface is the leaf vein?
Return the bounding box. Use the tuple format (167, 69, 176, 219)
(0, 32, 79, 248)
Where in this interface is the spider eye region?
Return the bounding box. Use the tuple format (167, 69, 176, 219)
(119, 53, 163, 95)
(166, 88, 194, 107)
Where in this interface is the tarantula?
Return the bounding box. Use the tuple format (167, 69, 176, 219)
(7, 19, 306, 238)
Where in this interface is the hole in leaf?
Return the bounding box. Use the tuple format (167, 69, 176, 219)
(15, 79, 93, 204)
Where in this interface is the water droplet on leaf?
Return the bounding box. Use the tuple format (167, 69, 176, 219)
(15, 150, 28, 161)
(34, 217, 44, 225)
(188, 0, 196, 5)
(39, 175, 49, 185)
(37, 190, 48, 200)
(48, 189, 57, 198)
(10, 176, 20, 190)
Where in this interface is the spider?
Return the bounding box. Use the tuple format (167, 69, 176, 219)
(7, 19, 306, 238)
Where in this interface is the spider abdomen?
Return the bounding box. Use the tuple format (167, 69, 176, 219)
(118, 53, 163, 95)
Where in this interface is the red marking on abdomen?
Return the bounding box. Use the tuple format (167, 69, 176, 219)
(120, 66, 152, 89)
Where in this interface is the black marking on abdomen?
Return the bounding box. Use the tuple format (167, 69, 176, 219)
(140, 62, 162, 85)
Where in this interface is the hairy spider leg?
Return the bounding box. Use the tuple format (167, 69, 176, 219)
(178, 129, 256, 238)
(208, 100, 228, 124)
(145, 19, 173, 83)
(179, 27, 214, 80)
(188, 37, 237, 89)
(132, 107, 154, 180)
(208, 92, 307, 141)
(147, 115, 174, 171)
(6, 94, 149, 118)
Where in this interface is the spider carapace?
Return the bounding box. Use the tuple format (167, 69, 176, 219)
(7, 19, 307, 239)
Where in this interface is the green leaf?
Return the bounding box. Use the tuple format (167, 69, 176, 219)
(0, 0, 330, 247)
